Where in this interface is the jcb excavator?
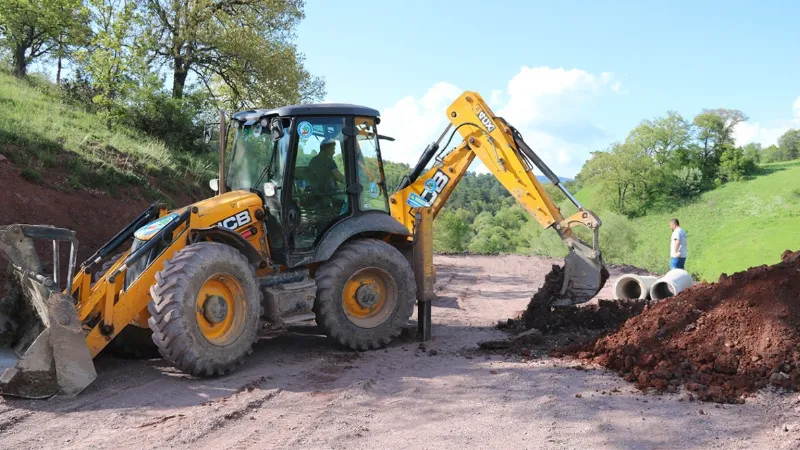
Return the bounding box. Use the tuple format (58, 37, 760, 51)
(0, 91, 606, 398)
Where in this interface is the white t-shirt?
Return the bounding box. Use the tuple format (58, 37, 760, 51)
(671, 227, 688, 258)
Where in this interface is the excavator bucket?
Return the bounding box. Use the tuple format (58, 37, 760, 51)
(0, 225, 96, 399)
(557, 246, 609, 306)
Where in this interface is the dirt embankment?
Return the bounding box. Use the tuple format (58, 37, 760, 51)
(0, 159, 201, 295)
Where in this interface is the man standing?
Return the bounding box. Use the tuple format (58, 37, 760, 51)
(669, 218, 688, 269)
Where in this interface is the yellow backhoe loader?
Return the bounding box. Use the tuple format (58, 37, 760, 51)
(0, 91, 606, 398)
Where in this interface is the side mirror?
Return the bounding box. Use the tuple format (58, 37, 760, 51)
(209, 178, 219, 193)
(270, 118, 284, 140)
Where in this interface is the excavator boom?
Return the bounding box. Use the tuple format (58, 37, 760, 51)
(390, 91, 608, 305)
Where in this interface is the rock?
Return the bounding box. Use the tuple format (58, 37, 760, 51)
(575, 393, 582, 398)
(478, 340, 511, 350)
(770, 372, 791, 383)
(514, 328, 543, 343)
(698, 409, 705, 415)
(428, 349, 439, 356)
(684, 323, 696, 332)
(0, 154, 7, 163)
(490, 370, 498, 375)
(713, 355, 739, 375)
(751, 355, 761, 363)
(521, 348, 532, 357)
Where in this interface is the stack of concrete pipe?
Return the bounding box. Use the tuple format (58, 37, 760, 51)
(613, 269, 694, 301)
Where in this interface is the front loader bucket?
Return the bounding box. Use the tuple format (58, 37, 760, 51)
(0, 225, 96, 399)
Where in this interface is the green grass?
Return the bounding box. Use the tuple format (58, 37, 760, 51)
(573, 160, 800, 282)
(0, 70, 216, 195)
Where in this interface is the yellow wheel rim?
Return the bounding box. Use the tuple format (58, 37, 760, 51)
(341, 267, 397, 328)
(195, 273, 246, 345)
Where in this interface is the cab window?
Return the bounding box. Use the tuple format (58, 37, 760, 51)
(354, 117, 389, 212)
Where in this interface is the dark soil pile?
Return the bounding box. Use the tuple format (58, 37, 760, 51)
(577, 249, 800, 403)
(486, 265, 647, 358)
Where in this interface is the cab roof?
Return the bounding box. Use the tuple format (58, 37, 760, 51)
(232, 103, 380, 123)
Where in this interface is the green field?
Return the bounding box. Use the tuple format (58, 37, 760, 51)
(575, 160, 800, 281)
(0, 70, 215, 200)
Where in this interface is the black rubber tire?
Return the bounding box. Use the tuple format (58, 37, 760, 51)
(313, 238, 415, 351)
(103, 326, 160, 359)
(147, 242, 263, 377)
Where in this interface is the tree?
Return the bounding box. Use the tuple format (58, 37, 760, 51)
(692, 109, 748, 181)
(777, 129, 800, 161)
(719, 145, 757, 182)
(73, 0, 143, 127)
(142, 0, 325, 108)
(0, 0, 89, 77)
(577, 142, 657, 217)
(433, 211, 470, 253)
(625, 111, 691, 165)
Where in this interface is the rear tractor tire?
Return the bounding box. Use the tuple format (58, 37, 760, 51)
(313, 239, 415, 351)
(147, 242, 263, 377)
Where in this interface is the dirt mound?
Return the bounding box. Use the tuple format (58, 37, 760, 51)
(576, 249, 800, 403)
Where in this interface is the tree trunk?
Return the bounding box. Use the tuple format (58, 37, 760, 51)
(13, 45, 27, 77)
(172, 61, 188, 99)
(56, 54, 63, 85)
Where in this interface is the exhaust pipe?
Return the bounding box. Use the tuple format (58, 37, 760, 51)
(650, 269, 694, 301)
(613, 274, 658, 300)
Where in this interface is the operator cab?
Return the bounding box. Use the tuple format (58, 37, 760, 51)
(223, 104, 392, 266)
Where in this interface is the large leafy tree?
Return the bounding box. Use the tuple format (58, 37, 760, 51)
(143, 0, 325, 108)
(692, 108, 747, 181)
(0, 0, 89, 77)
(625, 111, 692, 165)
(73, 0, 146, 126)
(777, 129, 800, 161)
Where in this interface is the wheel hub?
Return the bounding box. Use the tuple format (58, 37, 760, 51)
(202, 295, 229, 324)
(355, 284, 380, 308)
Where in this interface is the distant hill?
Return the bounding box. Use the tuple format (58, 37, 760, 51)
(574, 160, 800, 281)
(537, 175, 573, 183)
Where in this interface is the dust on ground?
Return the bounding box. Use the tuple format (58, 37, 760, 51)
(1, 254, 798, 449)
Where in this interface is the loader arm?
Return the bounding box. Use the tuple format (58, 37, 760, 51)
(389, 91, 607, 305)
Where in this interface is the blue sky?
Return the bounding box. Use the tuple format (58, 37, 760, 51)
(297, 1, 800, 176)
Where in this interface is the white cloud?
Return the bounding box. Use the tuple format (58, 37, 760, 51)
(378, 82, 462, 166)
(733, 95, 800, 147)
(794, 96, 800, 120)
(378, 67, 621, 177)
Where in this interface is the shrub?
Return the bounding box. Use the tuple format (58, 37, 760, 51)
(668, 166, 703, 198)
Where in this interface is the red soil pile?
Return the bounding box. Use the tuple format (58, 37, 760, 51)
(577, 249, 800, 403)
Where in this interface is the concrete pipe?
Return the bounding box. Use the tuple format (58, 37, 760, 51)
(613, 274, 658, 300)
(649, 269, 694, 301)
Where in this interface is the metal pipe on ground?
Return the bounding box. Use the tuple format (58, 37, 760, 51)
(613, 274, 658, 300)
(650, 269, 694, 301)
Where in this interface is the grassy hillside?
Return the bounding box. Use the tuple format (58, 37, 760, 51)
(0, 70, 215, 203)
(574, 160, 800, 281)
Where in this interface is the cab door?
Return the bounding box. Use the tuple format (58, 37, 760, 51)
(282, 116, 353, 260)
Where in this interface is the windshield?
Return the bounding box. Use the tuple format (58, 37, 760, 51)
(226, 120, 288, 191)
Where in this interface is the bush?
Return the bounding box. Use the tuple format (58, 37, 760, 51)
(719, 146, 757, 182)
(597, 212, 638, 262)
(668, 166, 703, 198)
(433, 211, 471, 253)
(120, 90, 213, 154)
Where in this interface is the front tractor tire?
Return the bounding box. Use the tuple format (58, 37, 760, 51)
(147, 242, 263, 377)
(314, 239, 415, 351)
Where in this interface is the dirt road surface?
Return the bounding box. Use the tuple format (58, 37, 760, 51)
(1, 255, 797, 449)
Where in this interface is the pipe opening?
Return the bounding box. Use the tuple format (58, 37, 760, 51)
(650, 281, 674, 300)
(616, 279, 642, 299)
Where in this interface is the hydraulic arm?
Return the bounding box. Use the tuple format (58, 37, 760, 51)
(389, 91, 608, 305)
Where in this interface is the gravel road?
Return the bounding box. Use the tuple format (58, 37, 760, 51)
(1, 254, 797, 449)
